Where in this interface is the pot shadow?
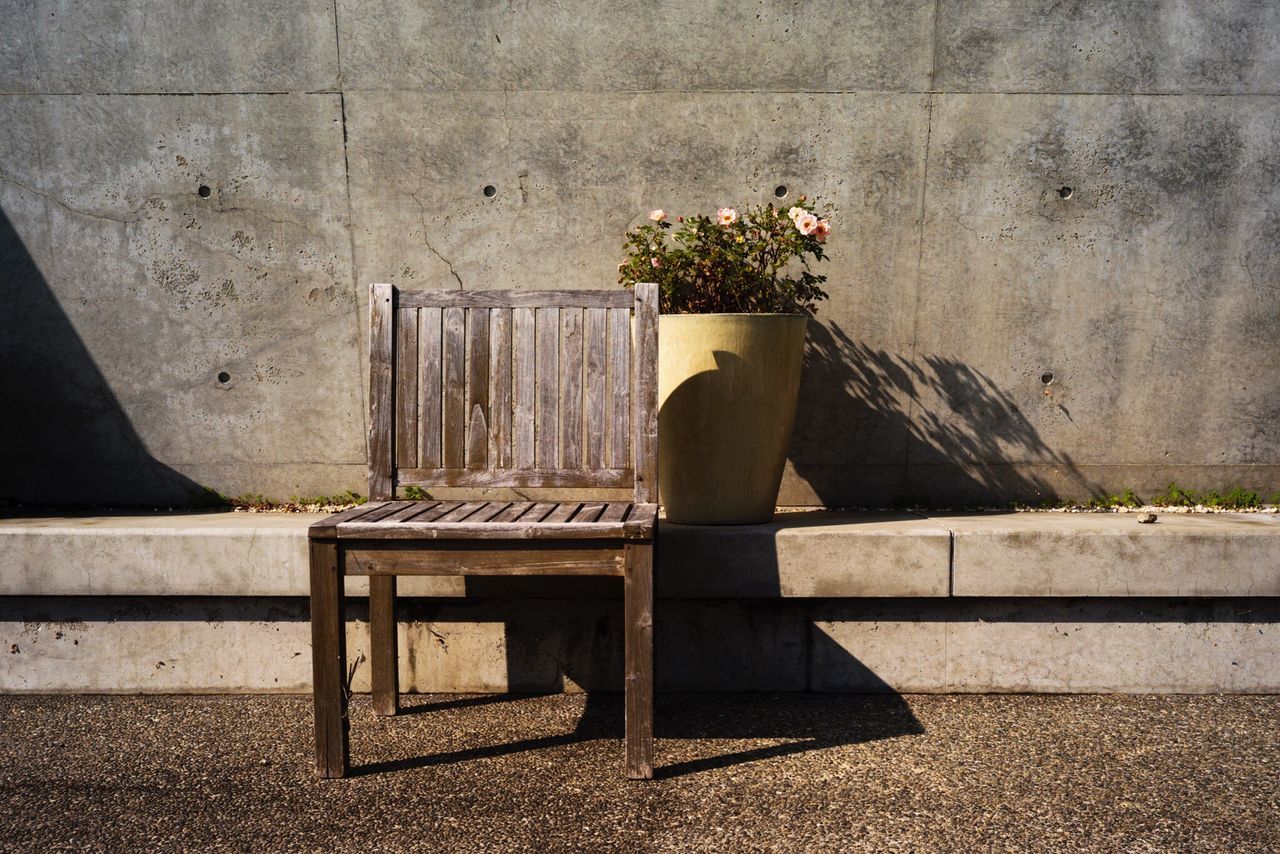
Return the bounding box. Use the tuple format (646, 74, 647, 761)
(790, 318, 1094, 507)
(0, 205, 203, 507)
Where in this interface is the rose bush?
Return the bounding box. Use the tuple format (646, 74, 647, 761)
(618, 198, 832, 314)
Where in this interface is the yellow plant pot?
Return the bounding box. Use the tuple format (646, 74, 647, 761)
(658, 313, 807, 524)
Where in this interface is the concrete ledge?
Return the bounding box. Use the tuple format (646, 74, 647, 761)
(5, 596, 1277, 694)
(4, 509, 1277, 599)
(946, 513, 1280, 597)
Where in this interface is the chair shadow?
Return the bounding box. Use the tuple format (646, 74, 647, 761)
(353, 690, 923, 781)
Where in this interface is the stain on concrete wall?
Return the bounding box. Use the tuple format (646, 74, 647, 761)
(0, 0, 1277, 505)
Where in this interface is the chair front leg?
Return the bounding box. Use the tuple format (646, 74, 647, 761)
(624, 541, 654, 780)
(369, 574, 400, 716)
(310, 539, 349, 778)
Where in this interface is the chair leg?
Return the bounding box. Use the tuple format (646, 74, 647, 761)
(369, 574, 400, 716)
(624, 541, 654, 780)
(310, 539, 349, 778)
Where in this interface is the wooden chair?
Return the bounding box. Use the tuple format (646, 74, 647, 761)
(308, 282, 659, 780)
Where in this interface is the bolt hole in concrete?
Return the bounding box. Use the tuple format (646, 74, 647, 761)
(1041, 371, 1055, 385)
(217, 371, 231, 384)
(198, 185, 212, 198)
(1058, 186, 1073, 199)
(483, 184, 497, 198)
(774, 185, 788, 198)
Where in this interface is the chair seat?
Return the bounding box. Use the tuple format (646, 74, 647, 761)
(309, 499, 656, 541)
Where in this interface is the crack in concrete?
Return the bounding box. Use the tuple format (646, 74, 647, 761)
(213, 203, 319, 237)
(0, 173, 152, 226)
(409, 191, 464, 289)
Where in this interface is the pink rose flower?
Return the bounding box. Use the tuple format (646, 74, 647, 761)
(649, 209, 666, 222)
(795, 213, 819, 235)
(650, 257, 661, 268)
(788, 206, 805, 222)
(717, 207, 738, 226)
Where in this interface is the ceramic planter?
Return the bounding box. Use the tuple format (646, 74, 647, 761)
(657, 313, 807, 524)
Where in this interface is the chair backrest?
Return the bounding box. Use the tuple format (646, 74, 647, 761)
(366, 283, 658, 504)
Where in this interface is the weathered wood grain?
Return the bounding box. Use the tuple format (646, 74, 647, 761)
(632, 283, 659, 504)
(624, 541, 654, 779)
(465, 308, 490, 469)
(560, 308, 584, 469)
(308, 502, 389, 539)
(512, 307, 536, 469)
(394, 307, 419, 469)
(398, 289, 632, 309)
(435, 500, 489, 523)
(491, 501, 534, 522)
(335, 520, 643, 541)
(442, 306, 466, 469)
(573, 502, 606, 523)
(599, 502, 629, 524)
(309, 539, 349, 778)
(369, 574, 398, 716)
(344, 542, 626, 576)
(606, 306, 631, 470)
(536, 307, 559, 468)
(397, 468, 631, 489)
(419, 306, 443, 468)
(368, 283, 395, 500)
(490, 308, 513, 468)
(583, 307, 607, 470)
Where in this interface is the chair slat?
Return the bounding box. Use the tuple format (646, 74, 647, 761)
(512, 308, 536, 469)
(632, 284, 659, 503)
(520, 502, 559, 522)
(535, 307, 559, 468)
(411, 500, 463, 523)
(394, 307, 419, 469)
(543, 502, 579, 523)
(420, 307, 443, 468)
(368, 284, 395, 499)
(572, 502, 606, 523)
(397, 468, 631, 489)
(466, 308, 490, 469)
(490, 308, 513, 468)
(442, 307, 466, 469)
(491, 501, 534, 523)
(361, 501, 416, 522)
(384, 501, 436, 523)
(560, 308, 584, 469)
(599, 502, 628, 523)
(398, 289, 633, 309)
(436, 501, 489, 523)
(584, 307, 607, 470)
(606, 306, 631, 470)
(467, 501, 511, 523)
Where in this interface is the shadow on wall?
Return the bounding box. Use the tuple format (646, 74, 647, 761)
(791, 319, 1095, 507)
(0, 206, 201, 506)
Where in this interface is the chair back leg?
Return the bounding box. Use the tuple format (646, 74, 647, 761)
(369, 575, 400, 716)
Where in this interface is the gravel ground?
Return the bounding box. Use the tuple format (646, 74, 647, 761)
(1, 693, 1277, 852)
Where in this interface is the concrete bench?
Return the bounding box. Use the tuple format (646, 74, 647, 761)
(3, 510, 1278, 694)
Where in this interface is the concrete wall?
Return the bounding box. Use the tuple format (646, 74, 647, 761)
(2, 1, 1278, 507)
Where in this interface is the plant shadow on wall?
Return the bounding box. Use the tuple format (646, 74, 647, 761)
(791, 319, 1093, 507)
(0, 206, 201, 506)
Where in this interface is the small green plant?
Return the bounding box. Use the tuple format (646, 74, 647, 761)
(618, 199, 832, 314)
(1086, 489, 1144, 510)
(1152, 483, 1198, 507)
(401, 486, 429, 500)
(1152, 483, 1267, 509)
